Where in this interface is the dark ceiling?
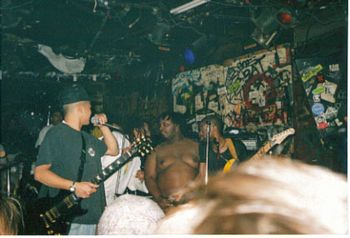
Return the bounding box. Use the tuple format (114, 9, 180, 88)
(2, 0, 347, 83)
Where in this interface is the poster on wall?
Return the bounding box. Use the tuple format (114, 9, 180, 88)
(296, 58, 345, 137)
(172, 44, 293, 134)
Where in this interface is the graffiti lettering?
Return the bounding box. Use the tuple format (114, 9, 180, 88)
(225, 55, 265, 103)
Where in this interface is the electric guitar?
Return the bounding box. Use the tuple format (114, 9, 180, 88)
(223, 128, 295, 172)
(32, 136, 153, 235)
(249, 128, 295, 161)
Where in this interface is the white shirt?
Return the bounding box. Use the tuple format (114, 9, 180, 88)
(100, 131, 148, 206)
(35, 125, 53, 148)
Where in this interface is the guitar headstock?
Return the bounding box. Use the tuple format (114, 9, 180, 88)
(271, 128, 295, 146)
(133, 136, 154, 157)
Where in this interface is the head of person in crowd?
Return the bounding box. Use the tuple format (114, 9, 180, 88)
(0, 197, 23, 235)
(97, 194, 164, 235)
(156, 156, 348, 234)
(129, 117, 152, 140)
(0, 144, 6, 158)
(159, 112, 186, 141)
(50, 110, 63, 126)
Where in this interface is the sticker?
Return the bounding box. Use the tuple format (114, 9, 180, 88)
(258, 97, 266, 107)
(88, 147, 96, 157)
(196, 114, 206, 122)
(324, 107, 338, 119)
(249, 90, 259, 100)
(305, 86, 313, 96)
(312, 103, 325, 116)
(301, 64, 323, 82)
(276, 101, 282, 109)
(217, 87, 227, 95)
(208, 101, 219, 113)
(324, 80, 337, 95)
(312, 86, 325, 95)
(321, 93, 335, 103)
(317, 121, 329, 129)
(313, 94, 321, 103)
(329, 64, 340, 72)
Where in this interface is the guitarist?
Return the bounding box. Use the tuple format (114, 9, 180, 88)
(197, 115, 245, 180)
(34, 84, 118, 235)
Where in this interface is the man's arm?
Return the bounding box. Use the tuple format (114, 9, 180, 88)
(144, 151, 161, 199)
(194, 163, 206, 185)
(93, 113, 119, 156)
(144, 151, 172, 210)
(34, 164, 98, 198)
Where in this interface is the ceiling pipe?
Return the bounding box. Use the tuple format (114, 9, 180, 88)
(170, 0, 210, 15)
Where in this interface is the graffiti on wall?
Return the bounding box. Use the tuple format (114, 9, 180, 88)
(172, 44, 293, 133)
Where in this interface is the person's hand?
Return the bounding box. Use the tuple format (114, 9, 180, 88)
(156, 197, 174, 212)
(135, 170, 145, 181)
(92, 113, 108, 127)
(74, 182, 99, 198)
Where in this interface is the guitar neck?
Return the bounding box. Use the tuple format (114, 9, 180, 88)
(91, 150, 135, 185)
(250, 141, 273, 161)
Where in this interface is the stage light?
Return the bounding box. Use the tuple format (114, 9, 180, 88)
(277, 9, 293, 25)
(170, 0, 210, 15)
(250, 7, 295, 48)
(251, 28, 278, 48)
(184, 48, 196, 65)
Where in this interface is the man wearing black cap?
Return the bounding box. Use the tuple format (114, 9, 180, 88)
(34, 84, 118, 235)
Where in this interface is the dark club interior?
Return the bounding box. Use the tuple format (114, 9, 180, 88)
(0, 0, 348, 235)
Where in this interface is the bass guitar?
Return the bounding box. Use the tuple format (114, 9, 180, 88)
(32, 136, 153, 235)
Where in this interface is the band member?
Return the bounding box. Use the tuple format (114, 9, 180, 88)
(34, 84, 118, 235)
(198, 115, 243, 180)
(144, 112, 199, 213)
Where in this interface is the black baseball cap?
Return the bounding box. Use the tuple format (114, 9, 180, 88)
(59, 84, 90, 105)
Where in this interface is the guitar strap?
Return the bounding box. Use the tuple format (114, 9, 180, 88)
(77, 134, 87, 182)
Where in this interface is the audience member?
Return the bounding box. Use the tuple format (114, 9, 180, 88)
(100, 123, 148, 206)
(0, 144, 6, 158)
(0, 196, 23, 235)
(144, 112, 199, 213)
(97, 194, 164, 235)
(156, 156, 348, 234)
(34, 111, 63, 148)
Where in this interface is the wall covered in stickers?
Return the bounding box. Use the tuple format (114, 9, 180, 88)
(295, 58, 346, 138)
(172, 44, 293, 133)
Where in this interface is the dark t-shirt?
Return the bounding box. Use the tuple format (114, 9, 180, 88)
(36, 123, 107, 224)
(199, 141, 235, 176)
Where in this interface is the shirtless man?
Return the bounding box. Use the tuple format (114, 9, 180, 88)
(144, 112, 199, 212)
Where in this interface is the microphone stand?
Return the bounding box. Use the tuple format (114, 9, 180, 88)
(205, 121, 211, 185)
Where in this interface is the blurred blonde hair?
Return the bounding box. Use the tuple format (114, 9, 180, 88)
(0, 197, 23, 235)
(156, 156, 348, 234)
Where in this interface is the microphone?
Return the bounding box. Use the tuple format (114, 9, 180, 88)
(90, 116, 123, 133)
